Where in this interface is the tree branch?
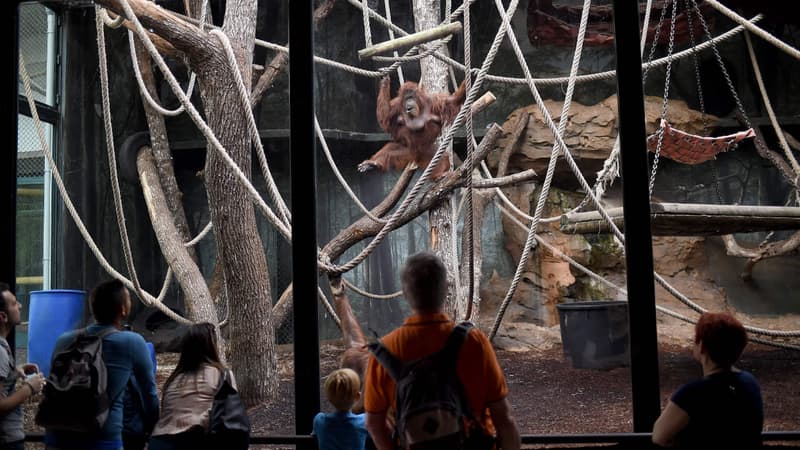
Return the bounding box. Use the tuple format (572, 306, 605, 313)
(95, 0, 219, 63)
(321, 124, 503, 265)
(472, 169, 537, 188)
(721, 232, 800, 280)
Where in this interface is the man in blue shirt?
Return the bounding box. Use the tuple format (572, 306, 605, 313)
(44, 280, 159, 450)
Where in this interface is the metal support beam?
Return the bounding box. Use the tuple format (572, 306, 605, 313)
(290, 0, 320, 447)
(611, 0, 662, 432)
(1, 2, 21, 356)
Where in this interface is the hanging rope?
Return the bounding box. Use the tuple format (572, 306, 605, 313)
(704, 0, 800, 62)
(324, 0, 523, 276)
(99, 8, 125, 28)
(210, 29, 292, 226)
(361, 0, 373, 48)
(19, 53, 189, 324)
(382, 0, 404, 83)
(117, 0, 292, 243)
(462, 0, 476, 321)
(184, 221, 213, 247)
(489, 0, 592, 339)
(744, 31, 800, 177)
(96, 7, 149, 306)
(342, 278, 403, 300)
(316, 118, 387, 224)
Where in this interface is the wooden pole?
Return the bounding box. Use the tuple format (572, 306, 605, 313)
(358, 22, 462, 60)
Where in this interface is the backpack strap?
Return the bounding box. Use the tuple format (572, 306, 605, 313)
(367, 341, 404, 381)
(438, 321, 474, 367)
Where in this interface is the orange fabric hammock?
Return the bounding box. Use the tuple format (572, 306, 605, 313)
(646, 119, 755, 165)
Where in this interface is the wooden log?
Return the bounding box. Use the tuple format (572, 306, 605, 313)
(471, 91, 496, 115)
(560, 203, 800, 236)
(358, 22, 462, 60)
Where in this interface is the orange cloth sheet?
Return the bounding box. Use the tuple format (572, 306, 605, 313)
(646, 119, 755, 164)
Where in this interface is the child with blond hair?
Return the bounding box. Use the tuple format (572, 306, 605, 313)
(313, 368, 368, 450)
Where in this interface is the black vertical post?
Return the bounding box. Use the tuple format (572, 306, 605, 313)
(1, 2, 21, 356)
(611, 0, 661, 432)
(290, 0, 320, 446)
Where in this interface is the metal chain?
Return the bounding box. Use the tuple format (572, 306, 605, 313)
(642, 1, 671, 82)
(685, 0, 724, 204)
(648, 0, 678, 198)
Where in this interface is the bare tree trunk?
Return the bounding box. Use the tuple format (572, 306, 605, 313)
(460, 113, 529, 323)
(413, 0, 464, 320)
(137, 148, 218, 324)
(96, 0, 284, 405)
(134, 37, 197, 261)
(198, 0, 276, 405)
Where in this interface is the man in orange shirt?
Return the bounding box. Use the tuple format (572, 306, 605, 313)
(363, 252, 521, 450)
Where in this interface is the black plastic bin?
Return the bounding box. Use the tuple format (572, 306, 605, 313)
(556, 301, 630, 369)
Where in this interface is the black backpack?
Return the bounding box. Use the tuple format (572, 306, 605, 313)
(36, 327, 119, 433)
(208, 368, 251, 450)
(368, 322, 494, 450)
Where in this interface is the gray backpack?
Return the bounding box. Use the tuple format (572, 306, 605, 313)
(36, 327, 118, 432)
(368, 322, 483, 449)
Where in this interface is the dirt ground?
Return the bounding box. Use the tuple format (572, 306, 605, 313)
(246, 341, 799, 437)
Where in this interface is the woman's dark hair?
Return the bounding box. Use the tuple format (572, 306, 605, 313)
(163, 322, 225, 392)
(90, 279, 128, 324)
(695, 312, 748, 368)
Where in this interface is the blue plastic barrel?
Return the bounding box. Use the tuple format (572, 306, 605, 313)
(28, 289, 86, 376)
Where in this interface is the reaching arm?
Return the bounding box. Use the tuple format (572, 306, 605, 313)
(488, 398, 520, 450)
(365, 411, 394, 450)
(376, 76, 397, 134)
(652, 400, 690, 447)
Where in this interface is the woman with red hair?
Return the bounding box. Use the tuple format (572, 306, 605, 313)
(653, 312, 763, 449)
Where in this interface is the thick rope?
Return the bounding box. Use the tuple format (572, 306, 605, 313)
(342, 278, 403, 300)
(482, 0, 800, 340)
(361, 0, 372, 47)
(180, 5, 759, 88)
(117, 0, 292, 243)
(489, 0, 592, 339)
(99, 8, 125, 28)
(316, 117, 387, 224)
(128, 31, 197, 117)
(704, 0, 800, 62)
(184, 221, 213, 247)
(124, 0, 209, 117)
(745, 32, 800, 176)
(324, 0, 523, 276)
(19, 53, 189, 324)
(210, 29, 292, 225)
(462, 0, 476, 321)
(382, 0, 404, 83)
(319, 287, 342, 327)
(96, 8, 149, 306)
